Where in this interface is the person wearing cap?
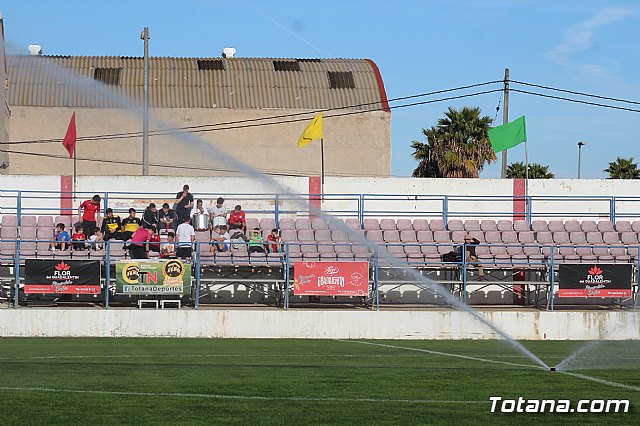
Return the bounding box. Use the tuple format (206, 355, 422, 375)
(463, 233, 484, 278)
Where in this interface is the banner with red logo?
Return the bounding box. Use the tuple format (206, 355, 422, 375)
(25, 259, 101, 294)
(293, 261, 369, 296)
(558, 264, 633, 297)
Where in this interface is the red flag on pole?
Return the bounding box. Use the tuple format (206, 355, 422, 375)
(62, 112, 76, 158)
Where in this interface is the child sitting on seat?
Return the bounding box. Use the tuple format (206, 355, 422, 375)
(71, 225, 86, 251)
(248, 228, 266, 254)
(267, 228, 283, 253)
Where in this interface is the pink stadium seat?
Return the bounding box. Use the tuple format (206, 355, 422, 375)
(564, 220, 581, 232)
(345, 218, 361, 229)
(20, 227, 37, 239)
(450, 231, 466, 243)
(379, 219, 396, 230)
(433, 231, 450, 243)
(278, 218, 295, 230)
(396, 219, 412, 231)
(348, 229, 365, 242)
(363, 219, 380, 230)
(569, 232, 586, 244)
(246, 218, 259, 230)
(580, 220, 598, 232)
(602, 232, 620, 244)
(593, 246, 613, 262)
(447, 220, 464, 231)
(585, 232, 603, 244)
(2, 215, 18, 227)
(400, 230, 417, 242)
(311, 218, 328, 230)
(259, 218, 276, 230)
(295, 218, 311, 230)
(484, 231, 502, 243)
(21, 216, 37, 227)
(315, 230, 331, 241)
(632, 221, 640, 233)
(480, 220, 497, 231)
(416, 231, 434, 243)
(412, 219, 429, 231)
(513, 220, 530, 232)
(553, 232, 570, 244)
(331, 230, 348, 242)
(518, 231, 535, 244)
(297, 229, 315, 242)
(327, 218, 345, 230)
(497, 220, 514, 232)
(548, 220, 564, 232)
(531, 220, 548, 232)
(596, 221, 614, 232)
(501, 231, 518, 244)
(620, 232, 638, 245)
(469, 231, 484, 242)
(535, 231, 553, 244)
(37, 215, 55, 228)
(464, 220, 480, 231)
(281, 230, 297, 242)
(366, 230, 383, 242)
(429, 219, 446, 231)
(615, 221, 631, 232)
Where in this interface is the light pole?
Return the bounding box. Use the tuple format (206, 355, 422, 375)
(141, 27, 150, 176)
(577, 141, 586, 178)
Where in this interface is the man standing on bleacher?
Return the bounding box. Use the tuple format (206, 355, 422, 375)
(78, 194, 101, 239)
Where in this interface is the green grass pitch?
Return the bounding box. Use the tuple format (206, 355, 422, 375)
(0, 338, 638, 425)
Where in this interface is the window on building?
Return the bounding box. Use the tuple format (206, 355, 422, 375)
(197, 60, 225, 71)
(93, 68, 121, 85)
(327, 71, 355, 89)
(273, 61, 301, 72)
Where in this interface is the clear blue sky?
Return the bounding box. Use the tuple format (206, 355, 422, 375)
(1, 0, 639, 178)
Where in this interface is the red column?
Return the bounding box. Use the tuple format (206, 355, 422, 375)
(60, 175, 73, 217)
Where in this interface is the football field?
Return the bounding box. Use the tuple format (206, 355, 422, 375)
(0, 338, 638, 424)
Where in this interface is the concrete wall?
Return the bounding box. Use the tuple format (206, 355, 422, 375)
(0, 309, 637, 340)
(2, 175, 640, 221)
(6, 106, 391, 177)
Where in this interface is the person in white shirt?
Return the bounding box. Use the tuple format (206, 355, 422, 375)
(190, 199, 207, 218)
(210, 225, 230, 253)
(175, 216, 196, 259)
(209, 197, 227, 228)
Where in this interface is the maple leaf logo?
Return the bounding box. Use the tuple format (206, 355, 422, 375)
(588, 266, 602, 275)
(55, 261, 71, 271)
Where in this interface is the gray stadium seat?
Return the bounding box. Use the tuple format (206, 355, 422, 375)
(464, 220, 480, 231)
(412, 219, 429, 231)
(447, 219, 464, 231)
(497, 220, 514, 232)
(279, 218, 295, 230)
(480, 220, 497, 231)
(548, 220, 564, 232)
(379, 219, 396, 230)
(396, 219, 413, 231)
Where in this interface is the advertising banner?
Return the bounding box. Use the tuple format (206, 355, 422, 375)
(115, 259, 191, 295)
(293, 261, 369, 296)
(558, 264, 633, 298)
(25, 259, 101, 294)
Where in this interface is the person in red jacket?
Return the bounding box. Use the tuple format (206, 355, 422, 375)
(78, 194, 101, 238)
(227, 205, 246, 232)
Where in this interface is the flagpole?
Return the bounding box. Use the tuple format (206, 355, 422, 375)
(320, 138, 325, 201)
(524, 139, 529, 198)
(73, 144, 77, 201)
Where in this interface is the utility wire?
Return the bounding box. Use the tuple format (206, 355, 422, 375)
(510, 80, 640, 106)
(3, 80, 502, 146)
(510, 89, 640, 113)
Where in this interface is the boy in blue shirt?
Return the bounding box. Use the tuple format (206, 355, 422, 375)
(50, 223, 71, 251)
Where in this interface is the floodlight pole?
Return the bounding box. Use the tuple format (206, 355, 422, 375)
(141, 27, 150, 176)
(577, 141, 586, 179)
(501, 68, 510, 178)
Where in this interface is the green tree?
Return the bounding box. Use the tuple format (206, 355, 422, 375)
(411, 106, 496, 178)
(506, 162, 554, 179)
(604, 157, 640, 179)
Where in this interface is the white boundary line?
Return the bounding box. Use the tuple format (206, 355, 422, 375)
(0, 386, 487, 404)
(335, 339, 543, 369)
(337, 340, 640, 392)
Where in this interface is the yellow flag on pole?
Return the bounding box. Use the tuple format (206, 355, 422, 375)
(297, 113, 323, 148)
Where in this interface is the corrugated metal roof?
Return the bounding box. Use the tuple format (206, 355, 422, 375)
(6, 55, 388, 111)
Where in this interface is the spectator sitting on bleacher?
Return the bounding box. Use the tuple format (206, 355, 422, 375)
(71, 225, 86, 251)
(86, 229, 104, 251)
(190, 199, 207, 219)
(50, 223, 71, 251)
(142, 203, 159, 230)
(267, 228, 283, 253)
(210, 225, 230, 253)
(78, 194, 101, 238)
(121, 208, 142, 241)
(129, 226, 155, 259)
(176, 216, 196, 259)
(248, 228, 266, 254)
(158, 203, 176, 230)
(462, 233, 484, 278)
(160, 232, 176, 258)
(209, 197, 227, 228)
(228, 205, 246, 231)
(149, 229, 161, 254)
(101, 208, 122, 241)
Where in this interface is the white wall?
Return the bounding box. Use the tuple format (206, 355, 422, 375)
(2, 175, 640, 220)
(0, 309, 638, 340)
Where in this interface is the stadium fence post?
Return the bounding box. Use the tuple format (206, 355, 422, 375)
(105, 241, 110, 309)
(17, 191, 22, 226)
(443, 195, 448, 225)
(104, 192, 109, 217)
(195, 242, 201, 309)
(462, 244, 467, 303)
(358, 194, 365, 229)
(13, 239, 20, 308)
(610, 197, 616, 223)
(549, 247, 555, 311)
(526, 196, 532, 228)
(274, 194, 279, 228)
(373, 248, 379, 311)
(284, 243, 290, 310)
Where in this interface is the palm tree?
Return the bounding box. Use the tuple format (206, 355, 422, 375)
(604, 157, 640, 179)
(411, 106, 496, 178)
(506, 162, 554, 179)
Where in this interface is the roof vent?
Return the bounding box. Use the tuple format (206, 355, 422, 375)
(222, 47, 236, 58)
(27, 44, 42, 55)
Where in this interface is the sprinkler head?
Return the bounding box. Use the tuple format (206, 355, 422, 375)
(549, 367, 556, 372)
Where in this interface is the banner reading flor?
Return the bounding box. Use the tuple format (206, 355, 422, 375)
(115, 259, 191, 295)
(293, 261, 369, 296)
(25, 259, 101, 294)
(558, 264, 632, 297)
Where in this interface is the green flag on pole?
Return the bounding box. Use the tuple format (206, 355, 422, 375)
(488, 116, 527, 152)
